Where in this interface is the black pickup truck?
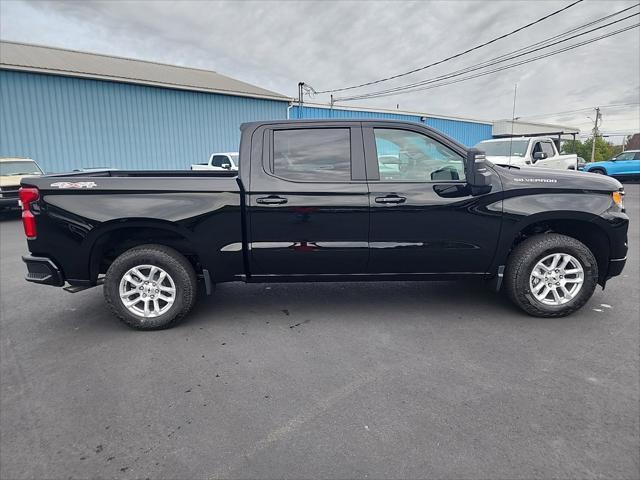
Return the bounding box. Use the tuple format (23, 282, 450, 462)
(19, 120, 628, 329)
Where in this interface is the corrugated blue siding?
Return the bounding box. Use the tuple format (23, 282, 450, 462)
(424, 117, 492, 148)
(0, 70, 288, 172)
(291, 105, 492, 147)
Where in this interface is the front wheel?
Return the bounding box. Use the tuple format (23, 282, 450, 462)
(104, 245, 197, 330)
(590, 168, 606, 175)
(505, 234, 598, 317)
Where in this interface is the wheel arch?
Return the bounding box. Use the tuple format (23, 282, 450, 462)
(498, 213, 611, 284)
(86, 220, 203, 283)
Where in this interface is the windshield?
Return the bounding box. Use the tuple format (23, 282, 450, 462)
(0, 160, 43, 176)
(475, 140, 529, 157)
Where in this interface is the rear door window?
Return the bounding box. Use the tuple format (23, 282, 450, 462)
(272, 129, 351, 181)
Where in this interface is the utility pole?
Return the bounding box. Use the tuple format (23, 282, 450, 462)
(590, 107, 601, 162)
(298, 82, 304, 119)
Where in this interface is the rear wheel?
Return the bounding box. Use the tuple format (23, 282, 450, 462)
(505, 234, 598, 317)
(104, 245, 197, 330)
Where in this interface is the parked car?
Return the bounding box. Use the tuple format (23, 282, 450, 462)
(19, 120, 627, 329)
(576, 157, 587, 171)
(475, 137, 578, 170)
(191, 152, 238, 171)
(581, 150, 640, 179)
(0, 158, 44, 211)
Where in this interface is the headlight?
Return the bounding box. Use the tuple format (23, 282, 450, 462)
(612, 190, 625, 210)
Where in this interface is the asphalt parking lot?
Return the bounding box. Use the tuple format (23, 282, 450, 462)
(1, 185, 638, 480)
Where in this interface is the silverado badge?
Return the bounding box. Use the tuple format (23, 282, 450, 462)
(50, 181, 98, 189)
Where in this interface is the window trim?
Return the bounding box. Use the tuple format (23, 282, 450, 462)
(263, 126, 366, 184)
(364, 126, 468, 184)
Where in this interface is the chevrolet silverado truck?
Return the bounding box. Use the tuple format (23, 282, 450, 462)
(476, 137, 578, 170)
(19, 120, 628, 330)
(190, 152, 239, 171)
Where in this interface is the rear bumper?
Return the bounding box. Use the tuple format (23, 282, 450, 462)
(22, 255, 65, 286)
(0, 197, 19, 208)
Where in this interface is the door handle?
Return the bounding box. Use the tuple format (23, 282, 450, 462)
(375, 195, 406, 204)
(256, 195, 288, 205)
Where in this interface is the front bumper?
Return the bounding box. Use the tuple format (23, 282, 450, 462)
(606, 256, 627, 279)
(22, 255, 65, 286)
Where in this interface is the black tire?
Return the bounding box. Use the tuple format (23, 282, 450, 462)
(505, 233, 598, 317)
(591, 168, 606, 175)
(104, 244, 197, 330)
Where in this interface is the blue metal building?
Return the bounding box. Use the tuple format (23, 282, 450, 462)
(0, 41, 290, 172)
(1, 41, 494, 173)
(290, 105, 492, 147)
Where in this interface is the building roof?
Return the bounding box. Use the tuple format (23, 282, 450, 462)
(492, 119, 580, 137)
(0, 41, 291, 102)
(298, 102, 493, 125)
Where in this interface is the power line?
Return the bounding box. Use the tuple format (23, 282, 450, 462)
(517, 103, 640, 120)
(315, 0, 585, 94)
(338, 14, 638, 100)
(336, 21, 639, 102)
(337, 10, 639, 101)
(338, 24, 639, 101)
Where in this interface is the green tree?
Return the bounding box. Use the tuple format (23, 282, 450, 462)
(561, 137, 619, 162)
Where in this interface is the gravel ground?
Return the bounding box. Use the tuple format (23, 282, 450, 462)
(1, 184, 638, 479)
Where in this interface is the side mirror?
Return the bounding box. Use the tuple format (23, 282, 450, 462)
(533, 152, 547, 161)
(466, 148, 492, 193)
(221, 163, 231, 170)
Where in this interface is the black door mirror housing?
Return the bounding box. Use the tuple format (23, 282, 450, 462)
(222, 163, 231, 170)
(466, 148, 492, 194)
(533, 152, 547, 161)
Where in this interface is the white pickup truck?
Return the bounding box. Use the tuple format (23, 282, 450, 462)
(190, 152, 238, 171)
(475, 137, 578, 170)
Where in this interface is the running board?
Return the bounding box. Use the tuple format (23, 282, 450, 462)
(63, 277, 104, 293)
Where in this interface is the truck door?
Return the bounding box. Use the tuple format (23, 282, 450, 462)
(364, 125, 502, 274)
(248, 123, 370, 275)
(531, 140, 557, 168)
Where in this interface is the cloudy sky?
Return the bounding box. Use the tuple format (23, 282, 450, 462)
(1, 0, 639, 141)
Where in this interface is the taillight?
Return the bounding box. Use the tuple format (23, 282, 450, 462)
(18, 187, 39, 239)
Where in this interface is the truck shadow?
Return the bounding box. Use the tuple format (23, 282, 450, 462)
(185, 279, 521, 330)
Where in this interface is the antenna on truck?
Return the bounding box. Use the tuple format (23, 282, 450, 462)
(508, 83, 518, 166)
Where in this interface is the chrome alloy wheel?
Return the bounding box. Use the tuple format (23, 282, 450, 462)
(529, 253, 584, 306)
(118, 265, 176, 318)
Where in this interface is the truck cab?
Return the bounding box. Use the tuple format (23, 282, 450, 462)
(476, 137, 578, 170)
(190, 152, 238, 171)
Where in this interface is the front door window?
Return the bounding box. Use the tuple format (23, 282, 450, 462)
(373, 129, 465, 182)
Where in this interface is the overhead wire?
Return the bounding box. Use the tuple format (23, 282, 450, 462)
(315, 0, 585, 94)
(335, 18, 639, 101)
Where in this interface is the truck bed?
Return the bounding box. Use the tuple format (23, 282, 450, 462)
(20, 169, 244, 285)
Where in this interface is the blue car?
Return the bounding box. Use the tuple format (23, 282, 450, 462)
(581, 150, 640, 179)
